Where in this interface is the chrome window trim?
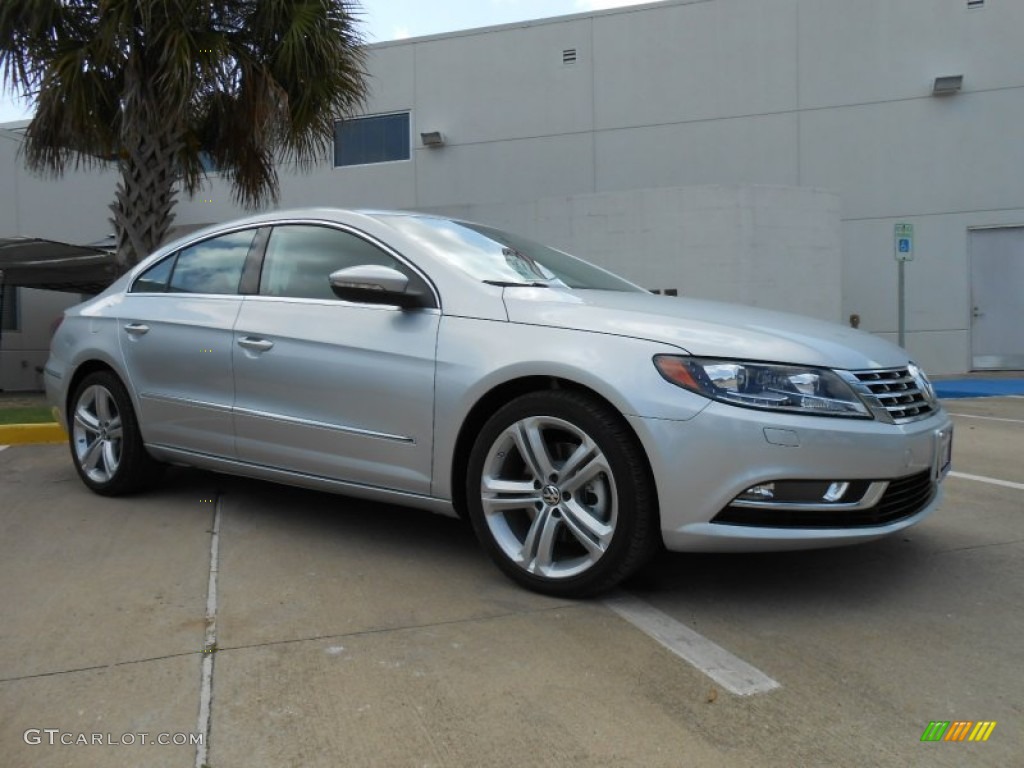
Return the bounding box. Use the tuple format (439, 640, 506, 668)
(128, 223, 265, 295)
(128, 218, 443, 308)
(240, 293, 441, 314)
(258, 219, 442, 310)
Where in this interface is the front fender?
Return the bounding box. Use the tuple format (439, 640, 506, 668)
(430, 316, 710, 500)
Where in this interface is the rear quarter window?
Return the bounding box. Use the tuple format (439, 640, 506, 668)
(169, 230, 255, 295)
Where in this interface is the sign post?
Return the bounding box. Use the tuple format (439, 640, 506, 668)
(894, 224, 914, 348)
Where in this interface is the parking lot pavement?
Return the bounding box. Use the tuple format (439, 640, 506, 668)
(1, 397, 1021, 767)
(0, 445, 215, 768)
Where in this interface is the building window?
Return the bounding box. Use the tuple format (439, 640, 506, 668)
(198, 151, 219, 173)
(1, 285, 18, 331)
(334, 112, 411, 167)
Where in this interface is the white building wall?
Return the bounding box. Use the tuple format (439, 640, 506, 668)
(427, 185, 841, 322)
(1, 128, 119, 391)
(3, 0, 1022, 381)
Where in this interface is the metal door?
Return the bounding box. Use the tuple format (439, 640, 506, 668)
(970, 227, 1024, 369)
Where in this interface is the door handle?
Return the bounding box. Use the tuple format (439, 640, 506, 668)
(238, 336, 274, 352)
(972, 306, 984, 319)
(124, 323, 149, 336)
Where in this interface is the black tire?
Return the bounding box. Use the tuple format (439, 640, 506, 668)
(68, 370, 163, 496)
(465, 390, 659, 598)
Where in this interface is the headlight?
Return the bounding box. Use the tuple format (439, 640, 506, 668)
(654, 356, 872, 418)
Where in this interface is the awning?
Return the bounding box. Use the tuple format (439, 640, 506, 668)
(0, 238, 119, 294)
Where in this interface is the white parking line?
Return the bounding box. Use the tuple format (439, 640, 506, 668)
(195, 497, 222, 768)
(0, 445, 8, 453)
(949, 413, 1024, 425)
(949, 471, 1024, 491)
(604, 592, 781, 696)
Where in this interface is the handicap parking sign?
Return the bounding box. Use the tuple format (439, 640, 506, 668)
(895, 223, 914, 261)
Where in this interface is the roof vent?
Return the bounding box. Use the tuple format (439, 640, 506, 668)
(562, 48, 578, 65)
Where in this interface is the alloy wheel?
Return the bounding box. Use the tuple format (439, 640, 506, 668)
(72, 384, 124, 484)
(480, 415, 618, 579)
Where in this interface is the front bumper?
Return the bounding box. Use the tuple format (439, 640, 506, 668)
(628, 402, 953, 553)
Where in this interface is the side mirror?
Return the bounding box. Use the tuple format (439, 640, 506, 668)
(328, 265, 424, 308)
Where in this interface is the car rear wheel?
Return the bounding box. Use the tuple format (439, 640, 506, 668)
(466, 390, 659, 597)
(69, 371, 162, 496)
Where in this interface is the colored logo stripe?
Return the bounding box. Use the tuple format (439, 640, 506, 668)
(944, 721, 973, 741)
(920, 721, 996, 742)
(969, 722, 997, 742)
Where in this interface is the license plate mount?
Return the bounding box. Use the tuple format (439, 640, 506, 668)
(934, 426, 953, 481)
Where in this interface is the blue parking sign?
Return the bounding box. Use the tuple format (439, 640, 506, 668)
(894, 223, 914, 261)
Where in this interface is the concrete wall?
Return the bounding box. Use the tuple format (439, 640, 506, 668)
(426, 185, 842, 322)
(0, 126, 117, 391)
(4, 0, 1023, 378)
(175, 0, 1023, 373)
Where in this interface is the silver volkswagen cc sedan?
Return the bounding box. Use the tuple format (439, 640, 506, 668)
(46, 208, 953, 597)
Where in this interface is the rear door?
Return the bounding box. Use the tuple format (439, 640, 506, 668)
(117, 228, 259, 456)
(232, 223, 440, 494)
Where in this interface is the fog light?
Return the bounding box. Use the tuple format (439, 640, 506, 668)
(822, 482, 850, 502)
(737, 483, 775, 502)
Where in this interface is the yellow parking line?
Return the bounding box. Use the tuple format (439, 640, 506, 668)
(0, 423, 68, 445)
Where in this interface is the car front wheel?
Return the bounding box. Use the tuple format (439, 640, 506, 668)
(466, 390, 659, 597)
(69, 370, 162, 495)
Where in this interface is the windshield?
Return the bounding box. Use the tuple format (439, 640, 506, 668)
(378, 215, 645, 292)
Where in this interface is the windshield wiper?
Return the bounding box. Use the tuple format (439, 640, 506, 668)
(483, 279, 551, 288)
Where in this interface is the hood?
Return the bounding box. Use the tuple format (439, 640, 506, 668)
(501, 288, 910, 371)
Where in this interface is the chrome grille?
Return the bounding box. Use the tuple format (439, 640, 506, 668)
(851, 368, 936, 423)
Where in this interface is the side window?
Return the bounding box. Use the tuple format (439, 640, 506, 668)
(167, 230, 256, 295)
(132, 256, 175, 293)
(260, 225, 425, 301)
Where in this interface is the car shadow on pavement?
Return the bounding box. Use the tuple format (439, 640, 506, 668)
(623, 526, 968, 610)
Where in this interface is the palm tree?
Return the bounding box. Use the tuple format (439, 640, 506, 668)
(0, 0, 368, 268)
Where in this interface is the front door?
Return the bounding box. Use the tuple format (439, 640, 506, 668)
(231, 223, 440, 494)
(970, 227, 1024, 370)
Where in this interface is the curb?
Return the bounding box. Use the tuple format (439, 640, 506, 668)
(0, 423, 68, 445)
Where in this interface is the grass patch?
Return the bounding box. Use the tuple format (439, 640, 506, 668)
(0, 406, 56, 425)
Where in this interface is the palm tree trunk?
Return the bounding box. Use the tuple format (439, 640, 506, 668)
(109, 62, 185, 271)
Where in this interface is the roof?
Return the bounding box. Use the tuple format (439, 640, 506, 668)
(0, 238, 118, 294)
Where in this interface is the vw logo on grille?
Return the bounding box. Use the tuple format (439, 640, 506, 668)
(541, 484, 561, 505)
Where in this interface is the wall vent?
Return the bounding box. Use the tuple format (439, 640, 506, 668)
(562, 48, 578, 65)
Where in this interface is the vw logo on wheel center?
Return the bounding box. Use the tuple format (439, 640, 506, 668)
(541, 484, 561, 506)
